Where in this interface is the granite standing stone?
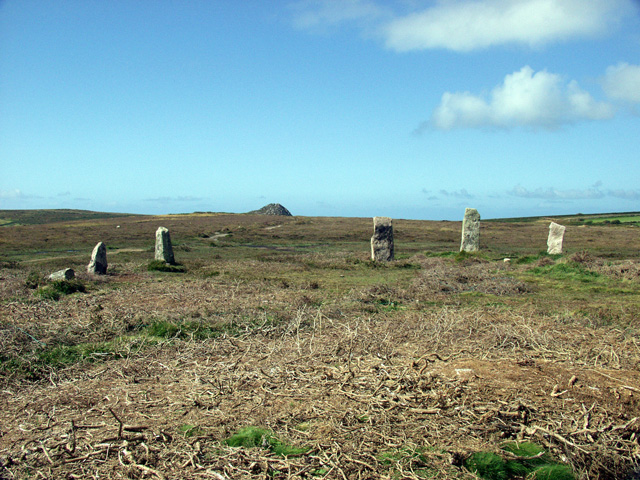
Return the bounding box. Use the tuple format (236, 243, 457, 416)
(87, 242, 107, 274)
(48, 268, 75, 281)
(547, 222, 566, 255)
(460, 208, 481, 252)
(155, 226, 175, 265)
(371, 217, 394, 261)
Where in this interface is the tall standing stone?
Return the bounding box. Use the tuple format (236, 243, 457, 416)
(460, 208, 481, 252)
(155, 226, 175, 265)
(87, 242, 107, 274)
(547, 222, 566, 254)
(371, 217, 394, 262)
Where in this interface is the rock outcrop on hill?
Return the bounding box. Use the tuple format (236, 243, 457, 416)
(249, 203, 292, 216)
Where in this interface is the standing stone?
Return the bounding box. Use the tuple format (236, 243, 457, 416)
(460, 208, 481, 252)
(371, 217, 394, 262)
(155, 226, 175, 265)
(48, 268, 75, 281)
(87, 242, 107, 274)
(547, 222, 566, 254)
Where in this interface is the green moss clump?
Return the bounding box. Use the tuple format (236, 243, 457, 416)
(530, 464, 575, 480)
(464, 452, 508, 480)
(225, 426, 307, 457)
(465, 443, 575, 480)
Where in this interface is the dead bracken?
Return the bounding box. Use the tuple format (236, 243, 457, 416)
(0, 211, 639, 479)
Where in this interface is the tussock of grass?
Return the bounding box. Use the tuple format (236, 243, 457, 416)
(147, 260, 186, 273)
(36, 279, 86, 301)
(528, 262, 601, 282)
(144, 318, 241, 340)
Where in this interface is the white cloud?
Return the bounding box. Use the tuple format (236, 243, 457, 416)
(602, 62, 640, 103)
(290, 0, 387, 31)
(509, 185, 640, 203)
(608, 189, 640, 200)
(439, 189, 474, 199)
(430, 66, 614, 129)
(382, 0, 633, 52)
(0, 189, 38, 200)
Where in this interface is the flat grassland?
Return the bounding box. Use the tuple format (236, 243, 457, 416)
(1, 211, 639, 479)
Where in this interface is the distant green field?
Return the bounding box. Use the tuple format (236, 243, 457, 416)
(488, 211, 640, 225)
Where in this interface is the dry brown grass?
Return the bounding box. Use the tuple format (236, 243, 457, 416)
(1, 212, 639, 479)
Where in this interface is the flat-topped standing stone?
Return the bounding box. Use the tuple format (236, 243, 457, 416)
(547, 222, 566, 254)
(48, 268, 75, 281)
(460, 208, 481, 252)
(371, 217, 394, 262)
(87, 242, 107, 274)
(155, 226, 175, 265)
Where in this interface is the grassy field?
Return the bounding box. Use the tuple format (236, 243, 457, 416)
(1, 210, 639, 479)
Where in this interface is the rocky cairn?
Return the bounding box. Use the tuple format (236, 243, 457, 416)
(249, 203, 292, 216)
(371, 217, 394, 262)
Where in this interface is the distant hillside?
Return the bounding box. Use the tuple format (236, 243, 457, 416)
(487, 211, 640, 226)
(0, 209, 136, 226)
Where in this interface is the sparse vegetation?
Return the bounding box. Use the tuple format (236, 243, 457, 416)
(0, 210, 639, 479)
(147, 260, 186, 272)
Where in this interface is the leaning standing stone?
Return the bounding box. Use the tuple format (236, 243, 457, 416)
(371, 217, 394, 261)
(155, 226, 175, 265)
(460, 208, 481, 252)
(547, 222, 566, 254)
(87, 242, 107, 274)
(48, 268, 75, 281)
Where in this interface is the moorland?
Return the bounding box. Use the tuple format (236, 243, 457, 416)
(0, 209, 639, 479)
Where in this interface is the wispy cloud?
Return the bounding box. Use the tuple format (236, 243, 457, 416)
(0, 189, 40, 200)
(608, 189, 640, 200)
(291, 0, 634, 51)
(602, 62, 640, 104)
(382, 0, 632, 52)
(427, 66, 614, 130)
(290, 0, 388, 32)
(144, 196, 205, 203)
(509, 185, 606, 200)
(439, 188, 474, 199)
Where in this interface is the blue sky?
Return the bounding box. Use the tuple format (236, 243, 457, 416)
(1, 0, 639, 220)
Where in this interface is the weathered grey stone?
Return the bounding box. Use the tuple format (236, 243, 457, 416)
(460, 208, 481, 252)
(547, 222, 566, 254)
(371, 217, 394, 262)
(87, 242, 107, 274)
(48, 268, 75, 281)
(155, 226, 175, 265)
(249, 203, 293, 216)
